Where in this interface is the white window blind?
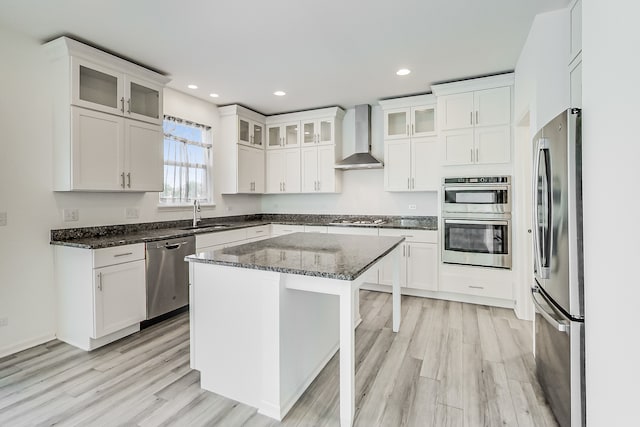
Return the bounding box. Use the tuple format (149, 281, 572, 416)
(160, 115, 212, 205)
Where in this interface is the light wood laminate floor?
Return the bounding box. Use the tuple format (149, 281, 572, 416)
(0, 291, 557, 426)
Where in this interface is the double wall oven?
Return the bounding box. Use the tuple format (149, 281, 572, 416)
(442, 176, 512, 269)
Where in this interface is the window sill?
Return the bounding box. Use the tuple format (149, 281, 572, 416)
(157, 203, 216, 212)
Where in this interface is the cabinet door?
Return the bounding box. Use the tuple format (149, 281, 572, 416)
(238, 117, 251, 146)
(406, 243, 438, 291)
(124, 120, 163, 191)
(301, 120, 317, 146)
(475, 125, 511, 164)
(384, 108, 410, 139)
(474, 87, 511, 127)
(317, 145, 336, 192)
(411, 137, 439, 191)
(317, 118, 334, 145)
(71, 57, 124, 116)
(442, 129, 474, 165)
(252, 122, 264, 147)
(301, 147, 318, 192)
(439, 92, 474, 130)
(71, 106, 124, 191)
(384, 139, 411, 191)
(266, 150, 284, 193)
(237, 145, 254, 192)
(283, 148, 301, 193)
(411, 105, 436, 137)
(250, 147, 265, 192)
(379, 244, 407, 286)
(267, 125, 282, 149)
(284, 122, 300, 147)
(93, 260, 145, 338)
(124, 76, 162, 125)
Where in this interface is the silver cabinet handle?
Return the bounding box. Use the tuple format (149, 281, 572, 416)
(283, 182, 286, 192)
(280, 182, 282, 191)
(400, 234, 414, 238)
(121, 172, 125, 188)
(97, 272, 103, 291)
(402, 245, 405, 257)
(407, 177, 410, 189)
(476, 148, 479, 163)
(127, 172, 131, 188)
(120, 97, 125, 113)
(127, 98, 131, 114)
(407, 245, 411, 257)
(470, 148, 473, 163)
(411, 124, 414, 135)
(255, 230, 264, 233)
(113, 252, 133, 257)
(412, 177, 415, 189)
(531, 287, 570, 333)
(475, 110, 479, 124)
(470, 111, 473, 125)
(469, 285, 484, 290)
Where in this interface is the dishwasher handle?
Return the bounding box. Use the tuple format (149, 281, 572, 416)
(164, 241, 190, 250)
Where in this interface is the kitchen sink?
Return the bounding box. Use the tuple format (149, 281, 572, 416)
(180, 224, 231, 231)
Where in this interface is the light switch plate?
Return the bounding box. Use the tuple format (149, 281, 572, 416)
(63, 208, 79, 222)
(125, 207, 139, 219)
(0, 212, 6, 226)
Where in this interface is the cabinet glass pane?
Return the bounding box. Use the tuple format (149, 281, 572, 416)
(239, 119, 250, 142)
(414, 108, 435, 133)
(320, 120, 332, 142)
(253, 124, 263, 146)
(79, 65, 118, 108)
(303, 122, 315, 144)
(285, 124, 298, 146)
(268, 126, 281, 147)
(129, 82, 159, 119)
(388, 111, 407, 136)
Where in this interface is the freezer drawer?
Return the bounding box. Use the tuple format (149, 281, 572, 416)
(532, 286, 585, 427)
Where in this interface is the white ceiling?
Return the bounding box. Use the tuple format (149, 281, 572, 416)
(1, 0, 569, 115)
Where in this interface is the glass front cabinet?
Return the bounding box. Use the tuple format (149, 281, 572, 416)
(71, 57, 163, 125)
(383, 105, 436, 140)
(267, 122, 300, 149)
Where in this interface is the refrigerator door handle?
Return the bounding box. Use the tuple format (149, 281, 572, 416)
(531, 286, 570, 333)
(533, 137, 551, 280)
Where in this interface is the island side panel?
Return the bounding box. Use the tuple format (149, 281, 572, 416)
(277, 276, 341, 418)
(190, 263, 281, 410)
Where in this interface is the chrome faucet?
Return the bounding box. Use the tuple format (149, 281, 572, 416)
(192, 200, 201, 227)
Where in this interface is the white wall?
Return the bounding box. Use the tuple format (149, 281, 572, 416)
(262, 106, 439, 216)
(0, 25, 260, 356)
(582, 1, 640, 424)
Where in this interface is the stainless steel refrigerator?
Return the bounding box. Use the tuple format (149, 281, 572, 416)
(531, 108, 585, 427)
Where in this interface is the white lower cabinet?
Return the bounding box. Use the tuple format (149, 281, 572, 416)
(54, 243, 146, 351)
(271, 224, 305, 236)
(378, 229, 438, 291)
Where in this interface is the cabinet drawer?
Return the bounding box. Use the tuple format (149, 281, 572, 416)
(196, 228, 248, 251)
(245, 225, 270, 239)
(378, 228, 437, 243)
(439, 265, 513, 300)
(93, 243, 145, 268)
(271, 224, 304, 235)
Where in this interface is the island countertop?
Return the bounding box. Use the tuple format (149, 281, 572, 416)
(185, 232, 405, 281)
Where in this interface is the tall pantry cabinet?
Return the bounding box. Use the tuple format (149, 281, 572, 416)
(44, 37, 170, 192)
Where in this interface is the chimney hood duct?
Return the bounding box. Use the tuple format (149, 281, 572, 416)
(334, 104, 384, 170)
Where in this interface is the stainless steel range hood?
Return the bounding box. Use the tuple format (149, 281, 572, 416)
(335, 104, 384, 170)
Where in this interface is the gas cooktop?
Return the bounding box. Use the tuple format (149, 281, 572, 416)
(328, 219, 387, 226)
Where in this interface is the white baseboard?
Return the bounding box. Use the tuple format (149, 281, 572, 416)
(0, 333, 56, 359)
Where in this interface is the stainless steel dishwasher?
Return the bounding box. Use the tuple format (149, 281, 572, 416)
(145, 235, 195, 320)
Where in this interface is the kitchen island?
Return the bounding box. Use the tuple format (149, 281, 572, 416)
(185, 232, 404, 426)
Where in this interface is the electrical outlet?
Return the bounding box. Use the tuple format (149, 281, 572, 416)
(125, 207, 139, 219)
(408, 204, 417, 210)
(226, 206, 232, 211)
(0, 212, 6, 227)
(0, 317, 8, 328)
(63, 208, 79, 222)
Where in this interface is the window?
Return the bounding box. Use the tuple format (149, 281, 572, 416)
(160, 116, 213, 205)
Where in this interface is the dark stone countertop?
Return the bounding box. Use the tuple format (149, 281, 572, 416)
(50, 214, 437, 249)
(185, 232, 405, 281)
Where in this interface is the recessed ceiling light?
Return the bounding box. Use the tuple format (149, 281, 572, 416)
(396, 68, 411, 76)
(273, 91, 286, 96)
(209, 93, 219, 98)
(187, 84, 198, 89)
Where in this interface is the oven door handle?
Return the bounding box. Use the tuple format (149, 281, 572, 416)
(444, 218, 509, 226)
(443, 185, 510, 192)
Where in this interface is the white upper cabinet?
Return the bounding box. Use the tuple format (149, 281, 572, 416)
(433, 74, 514, 166)
(45, 37, 169, 192)
(266, 148, 300, 193)
(301, 118, 335, 146)
(238, 145, 265, 193)
(71, 57, 163, 125)
(379, 94, 439, 191)
(238, 117, 265, 148)
(569, 0, 582, 61)
(267, 122, 300, 149)
(384, 105, 436, 139)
